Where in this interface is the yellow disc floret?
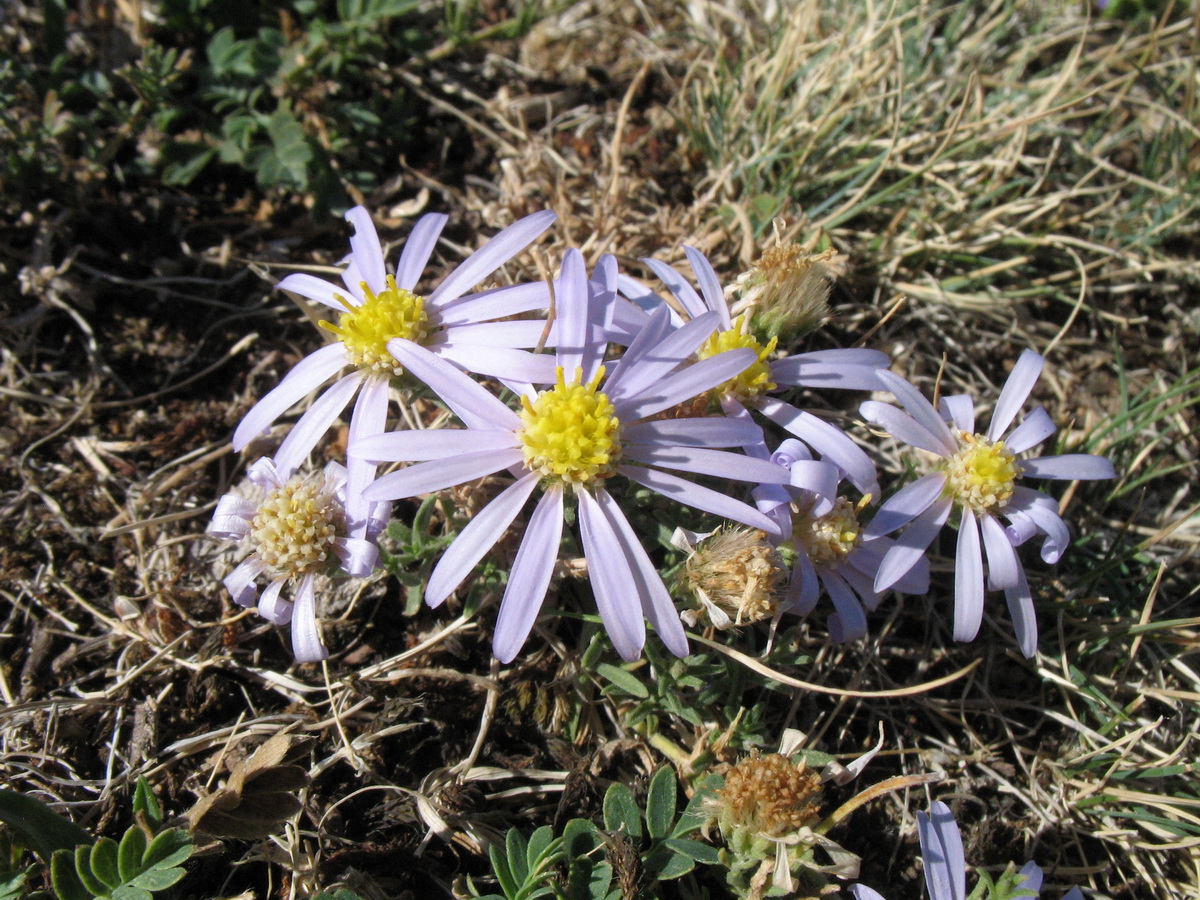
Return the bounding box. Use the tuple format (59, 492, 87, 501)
(791, 496, 864, 567)
(250, 476, 345, 579)
(944, 431, 1019, 513)
(519, 367, 621, 489)
(697, 315, 777, 401)
(320, 275, 430, 376)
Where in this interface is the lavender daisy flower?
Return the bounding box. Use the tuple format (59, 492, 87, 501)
(353, 249, 805, 663)
(860, 350, 1115, 656)
(232, 206, 557, 534)
(209, 458, 388, 662)
(851, 801, 1084, 900)
(758, 439, 929, 642)
(627, 247, 889, 497)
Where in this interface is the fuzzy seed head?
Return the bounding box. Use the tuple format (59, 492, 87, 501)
(717, 754, 823, 839)
(736, 245, 835, 340)
(321, 275, 430, 376)
(519, 367, 621, 489)
(680, 528, 785, 626)
(250, 476, 345, 579)
(697, 316, 777, 402)
(944, 431, 1019, 513)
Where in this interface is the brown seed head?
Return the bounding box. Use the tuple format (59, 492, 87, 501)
(680, 528, 785, 626)
(718, 754, 823, 838)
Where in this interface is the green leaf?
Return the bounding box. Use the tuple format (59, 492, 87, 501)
(132, 779, 162, 834)
(595, 664, 648, 699)
(504, 828, 529, 886)
(74, 844, 109, 896)
(662, 838, 722, 865)
(118, 827, 147, 883)
(525, 825, 556, 873)
(140, 830, 191, 870)
(644, 767, 676, 840)
(601, 784, 642, 840)
(50, 849, 90, 900)
(649, 849, 694, 880)
(129, 866, 186, 891)
(0, 791, 91, 862)
(488, 844, 517, 900)
(671, 774, 721, 838)
(111, 886, 152, 900)
(90, 837, 122, 889)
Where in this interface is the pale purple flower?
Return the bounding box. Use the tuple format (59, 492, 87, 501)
(624, 247, 888, 497)
(852, 802, 1084, 900)
(755, 438, 929, 641)
(209, 458, 389, 662)
(232, 206, 557, 535)
(353, 249, 805, 663)
(860, 350, 1115, 656)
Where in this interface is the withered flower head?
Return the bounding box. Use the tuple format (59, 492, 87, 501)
(734, 226, 837, 342)
(679, 528, 785, 628)
(716, 753, 824, 839)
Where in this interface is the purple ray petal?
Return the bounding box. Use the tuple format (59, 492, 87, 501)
(363, 447, 521, 502)
(861, 400, 955, 457)
(273, 371, 363, 479)
(290, 574, 329, 662)
(594, 489, 690, 658)
(853, 539, 929, 597)
(335, 535, 379, 578)
(276, 273, 351, 311)
(954, 512, 986, 643)
(989, 349, 1044, 441)
(436, 320, 551, 348)
(918, 801, 966, 900)
(353, 427, 516, 463)
(786, 552, 821, 614)
(605, 309, 719, 404)
(616, 348, 756, 421)
(257, 578, 292, 624)
(553, 248, 592, 380)
(602, 295, 654, 345)
(754, 398, 880, 496)
(210, 494, 256, 538)
(623, 444, 793, 484)
(343, 373, 390, 538)
(493, 486, 564, 663)
(389, 338, 521, 431)
(875, 370, 957, 455)
(577, 489, 646, 660)
(435, 281, 552, 323)
(849, 886, 888, 900)
(619, 465, 778, 533)
(683, 246, 732, 329)
(641, 257, 708, 320)
(1021, 454, 1115, 481)
(1005, 406, 1056, 454)
(617, 273, 670, 316)
(395, 212, 448, 291)
(838, 561, 886, 612)
(1016, 862, 1044, 895)
(789, 459, 840, 510)
(623, 416, 764, 449)
(938, 394, 975, 434)
(823, 568, 868, 642)
(224, 557, 266, 607)
(770, 348, 891, 390)
(430, 210, 557, 305)
(232, 343, 351, 450)
(874, 497, 952, 592)
(433, 343, 559, 384)
(426, 472, 540, 607)
(1007, 487, 1071, 563)
(344, 207, 387, 295)
(979, 512, 1021, 591)
(864, 472, 947, 539)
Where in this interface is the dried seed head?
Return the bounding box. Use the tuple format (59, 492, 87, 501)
(679, 528, 785, 627)
(734, 232, 836, 341)
(717, 754, 824, 839)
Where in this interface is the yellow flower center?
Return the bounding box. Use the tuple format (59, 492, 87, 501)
(943, 431, 1019, 513)
(518, 367, 621, 489)
(791, 496, 864, 567)
(697, 315, 777, 401)
(250, 477, 345, 579)
(320, 275, 430, 376)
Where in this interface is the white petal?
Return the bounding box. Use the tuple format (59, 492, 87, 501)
(874, 497, 951, 592)
(1005, 406, 1056, 454)
(363, 447, 521, 501)
(257, 578, 293, 624)
(865, 472, 947, 539)
(619, 465, 779, 533)
(389, 338, 520, 431)
(938, 394, 975, 434)
(875, 370, 957, 455)
(344, 206, 387, 295)
(954, 512, 986, 643)
(395, 212, 448, 291)
(1020, 454, 1115, 481)
(335, 536, 379, 578)
(273, 371, 362, 479)
(577, 489, 646, 660)
(344, 373, 391, 538)
(622, 444, 792, 484)
(224, 557, 266, 607)
(276, 273, 350, 311)
(290, 574, 329, 662)
(492, 486, 563, 663)
(989, 349, 1044, 441)
(210, 494, 256, 538)
(426, 472, 540, 606)
(430, 209, 556, 305)
(683, 246, 732, 329)
(232, 343, 350, 450)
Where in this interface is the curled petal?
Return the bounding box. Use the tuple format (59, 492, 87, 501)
(290, 574, 329, 662)
(755, 398, 880, 496)
(224, 557, 266, 608)
(210, 494, 256, 538)
(257, 578, 293, 625)
(335, 536, 379, 578)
